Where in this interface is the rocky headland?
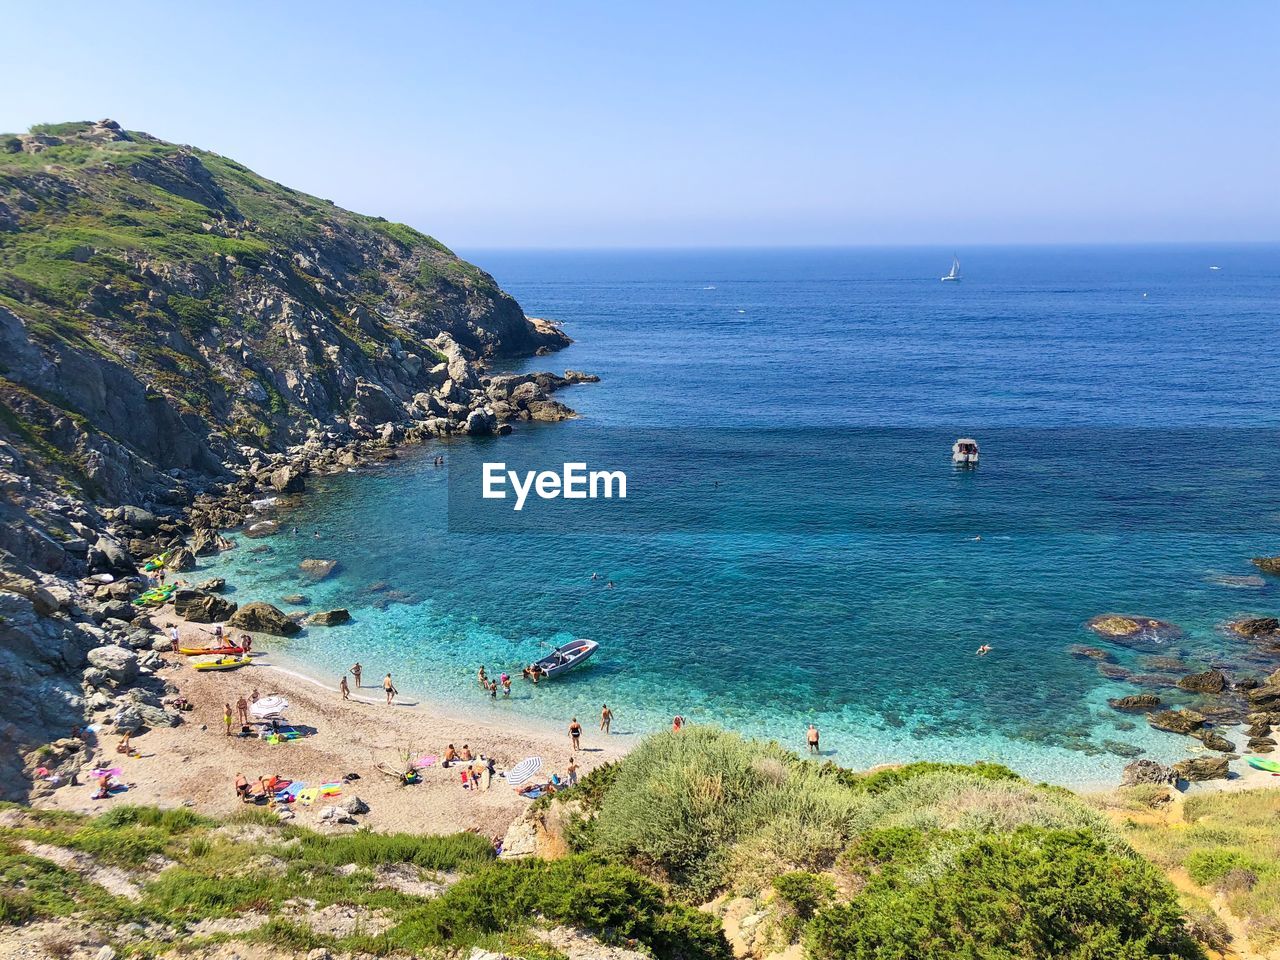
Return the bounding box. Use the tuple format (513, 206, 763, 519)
(0, 120, 598, 797)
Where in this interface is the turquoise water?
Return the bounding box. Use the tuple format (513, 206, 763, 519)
(204, 246, 1280, 786)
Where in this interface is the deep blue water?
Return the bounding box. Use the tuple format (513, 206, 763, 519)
(206, 246, 1280, 785)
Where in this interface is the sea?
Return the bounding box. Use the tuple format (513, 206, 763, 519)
(202, 245, 1280, 786)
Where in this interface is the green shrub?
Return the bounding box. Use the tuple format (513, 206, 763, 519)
(772, 871, 835, 939)
(94, 805, 212, 834)
(584, 727, 865, 898)
(1186, 848, 1258, 887)
(280, 828, 493, 870)
(834, 760, 1021, 794)
(807, 828, 1201, 960)
(388, 855, 731, 960)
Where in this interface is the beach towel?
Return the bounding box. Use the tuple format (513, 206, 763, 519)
(414, 754, 437, 769)
(277, 781, 307, 801)
(521, 787, 545, 800)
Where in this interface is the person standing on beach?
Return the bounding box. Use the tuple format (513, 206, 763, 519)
(236, 695, 249, 726)
(339, 675, 350, 700)
(569, 717, 582, 751)
(567, 756, 578, 786)
(167, 624, 180, 652)
(350, 662, 362, 688)
(383, 673, 397, 706)
(600, 704, 613, 734)
(806, 724, 820, 754)
(223, 703, 233, 737)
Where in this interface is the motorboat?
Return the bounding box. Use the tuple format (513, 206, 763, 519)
(531, 639, 599, 679)
(952, 438, 979, 466)
(941, 255, 961, 282)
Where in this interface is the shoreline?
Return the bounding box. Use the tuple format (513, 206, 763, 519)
(33, 604, 630, 835)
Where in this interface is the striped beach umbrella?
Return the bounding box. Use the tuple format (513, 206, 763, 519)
(506, 756, 543, 786)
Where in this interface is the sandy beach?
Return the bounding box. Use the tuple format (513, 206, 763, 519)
(34, 607, 630, 838)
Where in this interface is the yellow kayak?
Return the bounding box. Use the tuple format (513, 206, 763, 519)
(191, 655, 251, 671)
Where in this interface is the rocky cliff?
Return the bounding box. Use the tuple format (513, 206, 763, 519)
(0, 120, 590, 794)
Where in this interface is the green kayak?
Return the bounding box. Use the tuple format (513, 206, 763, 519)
(1246, 757, 1280, 773)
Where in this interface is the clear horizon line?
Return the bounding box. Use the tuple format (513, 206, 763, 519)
(454, 239, 1280, 252)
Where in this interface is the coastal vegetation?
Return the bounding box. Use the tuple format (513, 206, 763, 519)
(4, 726, 1257, 959)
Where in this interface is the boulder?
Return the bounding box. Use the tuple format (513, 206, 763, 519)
(464, 409, 496, 436)
(300, 558, 338, 581)
(1108, 694, 1162, 711)
(166, 546, 196, 571)
(308, 609, 351, 626)
(113, 506, 161, 532)
(1196, 731, 1236, 752)
(269, 466, 306, 494)
(337, 795, 368, 815)
(90, 536, 137, 575)
(1228, 616, 1280, 638)
(1251, 557, 1280, 575)
(94, 600, 136, 624)
(563, 370, 600, 383)
(1172, 756, 1230, 782)
(317, 805, 357, 825)
(281, 594, 309, 605)
(1120, 759, 1175, 787)
(227, 601, 301, 636)
(1176, 670, 1227, 694)
(1246, 684, 1280, 708)
(172, 589, 237, 624)
(87, 645, 139, 685)
(1147, 709, 1205, 735)
(1247, 737, 1276, 753)
(195, 577, 226, 593)
(1086, 614, 1179, 647)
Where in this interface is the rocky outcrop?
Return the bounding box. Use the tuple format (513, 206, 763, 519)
(1251, 557, 1280, 575)
(1227, 617, 1280, 639)
(1172, 756, 1230, 782)
(1176, 670, 1227, 694)
(1086, 614, 1180, 647)
(1147, 709, 1205, 735)
(227, 601, 301, 636)
(308, 609, 351, 626)
(172, 589, 237, 624)
(1108, 694, 1162, 711)
(1120, 759, 1174, 787)
(1194, 731, 1236, 753)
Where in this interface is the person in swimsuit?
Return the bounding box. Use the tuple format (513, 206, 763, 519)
(383, 673, 397, 706)
(236, 696, 249, 726)
(350, 662, 362, 687)
(600, 704, 613, 734)
(223, 703, 233, 736)
(339, 675, 350, 700)
(806, 724, 820, 754)
(501, 674, 511, 697)
(569, 717, 582, 751)
(234, 772, 250, 801)
(567, 756, 579, 786)
(478, 665, 488, 689)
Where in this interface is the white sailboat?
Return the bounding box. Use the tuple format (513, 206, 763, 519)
(940, 255, 961, 282)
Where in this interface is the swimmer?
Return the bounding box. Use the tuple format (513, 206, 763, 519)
(976, 644, 993, 656)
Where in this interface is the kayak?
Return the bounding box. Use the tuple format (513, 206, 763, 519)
(133, 584, 176, 607)
(192, 655, 251, 671)
(178, 645, 246, 657)
(1246, 756, 1280, 773)
(143, 551, 170, 572)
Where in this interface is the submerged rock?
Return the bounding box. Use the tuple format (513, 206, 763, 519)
(1108, 694, 1161, 711)
(1250, 556, 1280, 575)
(1228, 616, 1280, 638)
(1068, 644, 1116, 663)
(300, 558, 339, 581)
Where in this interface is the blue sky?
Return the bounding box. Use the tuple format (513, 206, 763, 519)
(3, 2, 1277, 247)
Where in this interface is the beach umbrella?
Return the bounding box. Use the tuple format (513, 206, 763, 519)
(250, 695, 289, 719)
(506, 756, 543, 786)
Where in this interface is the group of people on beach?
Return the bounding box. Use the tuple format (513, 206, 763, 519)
(338, 662, 399, 705)
(477, 665, 512, 697)
(222, 688, 263, 736)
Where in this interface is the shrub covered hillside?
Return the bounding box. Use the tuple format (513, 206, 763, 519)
(0, 120, 567, 511)
(0, 802, 726, 960)
(546, 727, 1208, 960)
